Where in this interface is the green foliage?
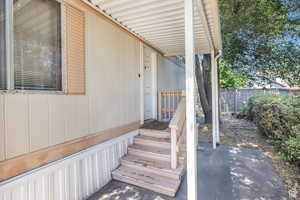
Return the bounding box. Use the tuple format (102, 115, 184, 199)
(281, 137, 300, 165)
(219, 0, 300, 87)
(220, 61, 248, 88)
(244, 94, 300, 166)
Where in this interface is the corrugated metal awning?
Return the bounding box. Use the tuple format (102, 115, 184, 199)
(84, 0, 222, 56)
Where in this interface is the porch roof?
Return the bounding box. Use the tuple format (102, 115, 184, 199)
(84, 0, 222, 56)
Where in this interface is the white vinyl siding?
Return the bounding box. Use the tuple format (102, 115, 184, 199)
(0, 3, 141, 160)
(157, 55, 185, 92)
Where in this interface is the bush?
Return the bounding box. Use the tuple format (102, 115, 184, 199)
(281, 137, 300, 166)
(243, 94, 300, 166)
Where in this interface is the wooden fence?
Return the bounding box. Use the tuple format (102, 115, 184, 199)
(159, 88, 299, 120)
(219, 88, 280, 113)
(206, 88, 298, 113)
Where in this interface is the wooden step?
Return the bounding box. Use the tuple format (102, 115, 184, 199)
(128, 144, 171, 161)
(121, 154, 185, 180)
(134, 135, 171, 148)
(139, 128, 170, 139)
(112, 165, 181, 197)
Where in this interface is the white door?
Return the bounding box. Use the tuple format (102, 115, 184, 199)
(144, 47, 153, 120)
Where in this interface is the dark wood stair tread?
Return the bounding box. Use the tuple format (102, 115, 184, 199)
(112, 165, 181, 197)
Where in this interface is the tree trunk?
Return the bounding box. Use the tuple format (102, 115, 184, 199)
(195, 54, 213, 124)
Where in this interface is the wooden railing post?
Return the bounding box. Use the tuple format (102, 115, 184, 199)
(171, 128, 177, 169)
(169, 97, 186, 169)
(168, 92, 171, 120)
(158, 92, 162, 121)
(164, 92, 167, 120)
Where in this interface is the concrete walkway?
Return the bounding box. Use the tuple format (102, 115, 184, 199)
(88, 143, 289, 200)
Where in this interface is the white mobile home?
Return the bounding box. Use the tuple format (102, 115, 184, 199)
(0, 0, 221, 199)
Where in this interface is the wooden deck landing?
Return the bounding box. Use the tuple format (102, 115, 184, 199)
(140, 120, 169, 130)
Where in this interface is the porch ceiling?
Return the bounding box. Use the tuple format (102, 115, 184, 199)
(84, 0, 222, 56)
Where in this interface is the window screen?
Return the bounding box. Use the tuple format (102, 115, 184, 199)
(0, 1, 6, 90)
(13, 0, 62, 90)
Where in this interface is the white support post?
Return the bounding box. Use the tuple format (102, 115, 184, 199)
(211, 52, 217, 149)
(184, 0, 197, 199)
(214, 57, 220, 143)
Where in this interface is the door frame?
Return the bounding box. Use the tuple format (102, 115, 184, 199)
(139, 42, 158, 124)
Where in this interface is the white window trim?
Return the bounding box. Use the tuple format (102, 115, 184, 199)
(1, 0, 65, 94)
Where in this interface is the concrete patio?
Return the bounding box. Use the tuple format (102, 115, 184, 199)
(88, 143, 288, 200)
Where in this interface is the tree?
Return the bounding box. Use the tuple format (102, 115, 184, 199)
(195, 55, 213, 123)
(219, 0, 300, 87)
(195, 0, 299, 123)
(219, 61, 248, 89)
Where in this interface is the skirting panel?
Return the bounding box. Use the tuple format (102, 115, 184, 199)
(0, 130, 138, 200)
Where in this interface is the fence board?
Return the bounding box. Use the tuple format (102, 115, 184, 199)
(160, 88, 297, 119)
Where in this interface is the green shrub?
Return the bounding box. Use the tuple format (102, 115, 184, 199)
(243, 94, 300, 166)
(281, 137, 300, 166)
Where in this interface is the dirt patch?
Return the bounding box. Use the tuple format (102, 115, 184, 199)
(198, 114, 300, 199)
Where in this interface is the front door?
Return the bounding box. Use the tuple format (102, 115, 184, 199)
(144, 47, 153, 120)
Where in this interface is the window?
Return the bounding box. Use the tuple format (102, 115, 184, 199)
(0, 1, 6, 90)
(0, 0, 85, 93)
(13, 0, 62, 90)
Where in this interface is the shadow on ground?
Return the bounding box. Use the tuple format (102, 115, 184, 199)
(88, 143, 288, 200)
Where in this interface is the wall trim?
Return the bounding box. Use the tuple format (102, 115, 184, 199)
(0, 121, 140, 182)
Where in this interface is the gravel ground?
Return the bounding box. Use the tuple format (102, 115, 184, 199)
(198, 114, 300, 199)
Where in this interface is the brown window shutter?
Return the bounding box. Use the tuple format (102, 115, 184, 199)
(64, 3, 86, 95)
